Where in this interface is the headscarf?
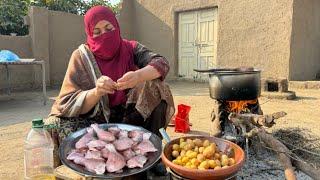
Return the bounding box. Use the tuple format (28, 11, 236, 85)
(84, 6, 136, 107)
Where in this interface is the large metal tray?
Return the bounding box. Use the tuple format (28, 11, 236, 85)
(59, 123, 162, 179)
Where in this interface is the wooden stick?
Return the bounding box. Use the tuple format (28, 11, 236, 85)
(228, 111, 287, 127)
(256, 128, 296, 180)
(292, 160, 320, 180)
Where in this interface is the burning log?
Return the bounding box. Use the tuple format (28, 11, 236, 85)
(228, 112, 320, 180)
(228, 111, 287, 128)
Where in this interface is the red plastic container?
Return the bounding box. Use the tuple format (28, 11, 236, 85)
(174, 104, 191, 133)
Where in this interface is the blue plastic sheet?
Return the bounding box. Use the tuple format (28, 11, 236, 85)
(0, 50, 20, 62)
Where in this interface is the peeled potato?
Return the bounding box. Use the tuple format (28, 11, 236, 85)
(209, 144, 216, 153)
(182, 156, 190, 164)
(215, 160, 221, 167)
(190, 164, 197, 169)
(173, 159, 182, 165)
(203, 146, 214, 158)
(186, 150, 193, 156)
(221, 154, 228, 161)
(180, 142, 187, 149)
(221, 158, 229, 167)
(208, 160, 216, 169)
(180, 150, 186, 157)
(184, 144, 193, 151)
(189, 141, 195, 149)
(185, 162, 192, 167)
(199, 147, 205, 153)
(172, 144, 180, 151)
(199, 161, 210, 169)
(172, 150, 180, 158)
(194, 146, 199, 153)
(180, 138, 185, 143)
(214, 166, 222, 170)
(203, 140, 210, 147)
(222, 165, 229, 169)
(186, 139, 193, 144)
(193, 138, 203, 147)
(189, 152, 198, 159)
(214, 153, 221, 160)
(228, 158, 236, 166)
(197, 154, 205, 162)
(191, 158, 200, 166)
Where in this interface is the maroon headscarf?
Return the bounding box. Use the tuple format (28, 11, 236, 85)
(84, 6, 136, 107)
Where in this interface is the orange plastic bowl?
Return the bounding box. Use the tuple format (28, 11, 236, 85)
(161, 136, 245, 180)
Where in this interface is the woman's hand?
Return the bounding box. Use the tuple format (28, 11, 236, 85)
(94, 76, 117, 96)
(117, 71, 141, 90)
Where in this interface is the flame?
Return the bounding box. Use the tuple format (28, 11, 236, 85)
(227, 99, 258, 113)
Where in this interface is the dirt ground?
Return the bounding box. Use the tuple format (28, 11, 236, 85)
(0, 81, 319, 179)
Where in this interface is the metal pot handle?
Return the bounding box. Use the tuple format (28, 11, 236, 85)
(193, 68, 236, 73)
(194, 67, 255, 73)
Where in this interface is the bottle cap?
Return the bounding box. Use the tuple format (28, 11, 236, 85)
(32, 119, 44, 128)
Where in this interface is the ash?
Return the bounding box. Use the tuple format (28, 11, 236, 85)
(237, 142, 312, 180)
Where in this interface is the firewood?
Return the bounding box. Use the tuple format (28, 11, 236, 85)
(228, 111, 287, 127)
(228, 112, 320, 180)
(292, 160, 320, 180)
(256, 128, 296, 180)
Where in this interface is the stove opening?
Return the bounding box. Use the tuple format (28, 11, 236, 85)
(267, 82, 279, 92)
(227, 99, 258, 114)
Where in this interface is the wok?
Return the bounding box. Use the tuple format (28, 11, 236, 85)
(161, 136, 245, 180)
(194, 67, 261, 100)
(59, 123, 162, 179)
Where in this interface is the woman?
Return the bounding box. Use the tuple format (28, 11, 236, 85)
(46, 6, 175, 175)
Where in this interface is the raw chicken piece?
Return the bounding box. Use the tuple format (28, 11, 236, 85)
(143, 132, 152, 140)
(85, 150, 104, 160)
(134, 140, 158, 155)
(128, 130, 144, 142)
(101, 147, 110, 159)
(75, 127, 95, 149)
(117, 130, 128, 138)
(91, 124, 115, 142)
(122, 149, 136, 160)
(88, 147, 99, 151)
(105, 144, 126, 173)
(108, 127, 120, 136)
(87, 140, 107, 150)
(84, 159, 106, 174)
(113, 137, 134, 151)
(67, 150, 85, 161)
(127, 155, 148, 168)
(73, 157, 106, 175)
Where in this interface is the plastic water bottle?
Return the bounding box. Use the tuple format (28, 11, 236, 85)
(24, 119, 55, 180)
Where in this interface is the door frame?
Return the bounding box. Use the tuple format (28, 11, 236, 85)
(173, 6, 219, 79)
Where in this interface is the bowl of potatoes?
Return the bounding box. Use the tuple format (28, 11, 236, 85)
(161, 136, 245, 180)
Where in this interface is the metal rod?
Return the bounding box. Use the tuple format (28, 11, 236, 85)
(41, 61, 47, 105)
(246, 137, 249, 162)
(159, 128, 171, 143)
(5, 64, 11, 95)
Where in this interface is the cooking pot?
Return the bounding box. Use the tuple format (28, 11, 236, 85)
(194, 67, 261, 100)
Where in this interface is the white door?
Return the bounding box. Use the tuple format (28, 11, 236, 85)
(178, 8, 217, 80)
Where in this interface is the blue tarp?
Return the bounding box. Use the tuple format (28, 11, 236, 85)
(0, 50, 20, 62)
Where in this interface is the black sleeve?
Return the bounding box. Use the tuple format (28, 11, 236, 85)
(133, 42, 170, 80)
